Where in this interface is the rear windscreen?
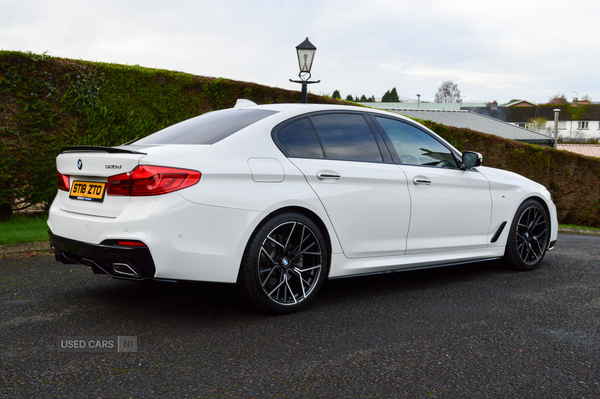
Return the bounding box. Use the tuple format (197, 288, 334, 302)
(134, 108, 278, 145)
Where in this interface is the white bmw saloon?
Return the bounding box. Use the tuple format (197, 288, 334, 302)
(49, 100, 558, 314)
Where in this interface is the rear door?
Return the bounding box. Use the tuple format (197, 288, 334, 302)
(274, 112, 411, 259)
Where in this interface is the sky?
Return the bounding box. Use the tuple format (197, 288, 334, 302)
(2, 0, 600, 104)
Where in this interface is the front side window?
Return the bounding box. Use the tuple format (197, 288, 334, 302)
(374, 116, 458, 168)
(311, 113, 383, 162)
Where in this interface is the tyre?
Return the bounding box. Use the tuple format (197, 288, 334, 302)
(503, 199, 550, 271)
(237, 212, 328, 314)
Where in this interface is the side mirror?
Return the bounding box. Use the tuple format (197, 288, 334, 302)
(462, 151, 482, 169)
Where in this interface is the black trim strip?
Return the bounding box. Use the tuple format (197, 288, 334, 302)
(491, 221, 507, 243)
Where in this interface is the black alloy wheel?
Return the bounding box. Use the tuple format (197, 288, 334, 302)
(237, 212, 328, 314)
(504, 199, 550, 271)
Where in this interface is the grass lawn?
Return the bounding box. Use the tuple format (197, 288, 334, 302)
(560, 224, 600, 231)
(0, 213, 49, 245)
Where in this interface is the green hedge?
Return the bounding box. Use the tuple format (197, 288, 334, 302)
(1, 51, 599, 227)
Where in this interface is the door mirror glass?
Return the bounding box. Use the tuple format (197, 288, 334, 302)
(462, 151, 482, 169)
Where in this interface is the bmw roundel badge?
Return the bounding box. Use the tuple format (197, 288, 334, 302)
(77, 159, 83, 170)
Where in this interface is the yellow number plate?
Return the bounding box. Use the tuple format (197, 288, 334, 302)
(69, 181, 106, 202)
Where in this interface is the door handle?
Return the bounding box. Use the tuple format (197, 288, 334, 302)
(413, 178, 431, 185)
(317, 171, 341, 180)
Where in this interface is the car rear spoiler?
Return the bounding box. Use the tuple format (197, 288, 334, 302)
(60, 145, 146, 155)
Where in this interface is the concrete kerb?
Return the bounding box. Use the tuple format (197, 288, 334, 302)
(1, 241, 53, 259)
(1, 227, 598, 259)
(557, 226, 600, 237)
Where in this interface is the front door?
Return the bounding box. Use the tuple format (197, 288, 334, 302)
(372, 114, 492, 254)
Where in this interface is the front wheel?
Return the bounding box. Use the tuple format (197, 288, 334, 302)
(237, 212, 328, 314)
(503, 199, 550, 271)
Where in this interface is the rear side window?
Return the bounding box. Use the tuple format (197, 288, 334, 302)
(276, 118, 325, 159)
(311, 113, 383, 162)
(135, 109, 277, 145)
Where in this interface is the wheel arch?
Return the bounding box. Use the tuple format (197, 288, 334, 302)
(236, 205, 334, 284)
(262, 206, 333, 262)
(521, 194, 554, 240)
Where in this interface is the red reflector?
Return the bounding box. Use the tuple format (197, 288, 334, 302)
(107, 165, 201, 196)
(116, 241, 147, 247)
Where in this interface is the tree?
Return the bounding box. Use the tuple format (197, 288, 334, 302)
(548, 93, 568, 104)
(569, 129, 586, 142)
(332, 90, 341, 99)
(357, 95, 375, 103)
(434, 81, 461, 103)
(381, 87, 400, 102)
(526, 117, 548, 133)
(345, 94, 354, 102)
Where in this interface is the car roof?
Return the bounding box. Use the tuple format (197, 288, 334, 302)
(237, 102, 413, 121)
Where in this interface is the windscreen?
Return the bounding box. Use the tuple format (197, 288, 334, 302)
(135, 108, 278, 145)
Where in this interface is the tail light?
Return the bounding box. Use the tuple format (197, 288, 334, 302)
(57, 170, 70, 191)
(107, 165, 201, 196)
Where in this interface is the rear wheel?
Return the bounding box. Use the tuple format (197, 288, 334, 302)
(237, 212, 328, 314)
(503, 199, 549, 271)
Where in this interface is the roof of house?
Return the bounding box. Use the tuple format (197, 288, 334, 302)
(503, 100, 537, 107)
(463, 104, 600, 122)
(557, 144, 600, 158)
(392, 109, 554, 145)
(358, 102, 487, 110)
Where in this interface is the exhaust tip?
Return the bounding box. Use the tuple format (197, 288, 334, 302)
(112, 263, 140, 277)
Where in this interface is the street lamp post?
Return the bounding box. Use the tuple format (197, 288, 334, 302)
(553, 108, 560, 148)
(417, 94, 420, 108)
(289, 37, 320, 103)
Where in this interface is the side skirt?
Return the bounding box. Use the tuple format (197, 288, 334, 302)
(329, 257, 502, 280)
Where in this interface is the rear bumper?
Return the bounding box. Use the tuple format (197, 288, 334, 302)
(49, 232, 156, 280)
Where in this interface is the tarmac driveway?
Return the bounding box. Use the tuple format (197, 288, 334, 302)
(1, 233, 599, 398)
